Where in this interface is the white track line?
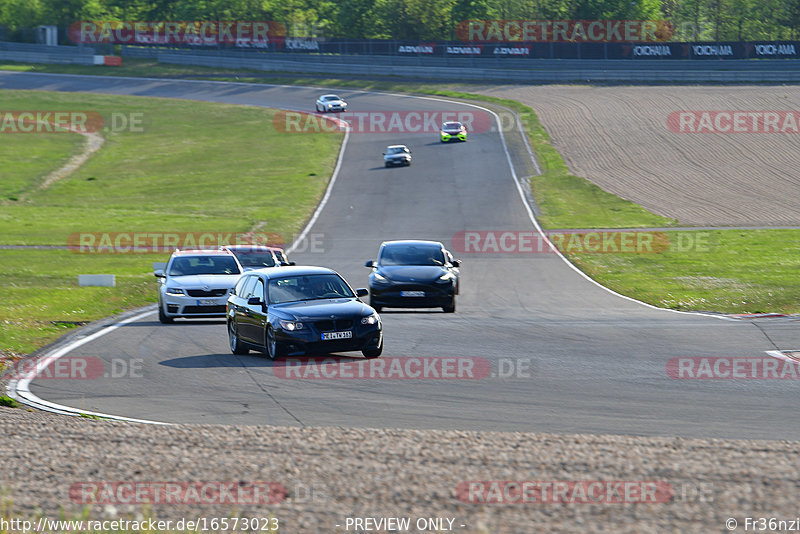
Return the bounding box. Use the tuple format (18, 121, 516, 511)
(286, 115, 350, 254)
(765, 350, 800, 364)
(7, 310, 170, 424)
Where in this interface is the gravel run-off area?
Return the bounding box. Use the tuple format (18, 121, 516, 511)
(477, 85, 800, 227)
(2, 407, 799, 532)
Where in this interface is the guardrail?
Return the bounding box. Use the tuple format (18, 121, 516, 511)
(0, 40, 97, 65)
(146, 48, 800, 83)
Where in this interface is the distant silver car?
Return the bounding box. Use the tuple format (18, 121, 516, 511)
(383, 145, 412, 167)
(315, 94, 347, 113)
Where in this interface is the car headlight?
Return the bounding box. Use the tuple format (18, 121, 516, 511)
(361, 313, 379, 325)
(372, 272, 389, 282)
(279, 320, 304, 331)
(438, 272, 456, 282)
(166, 287, 185, 295)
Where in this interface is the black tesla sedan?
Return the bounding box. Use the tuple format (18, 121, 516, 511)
(227, 266, 383, 359)
(365, 240, 461, 313)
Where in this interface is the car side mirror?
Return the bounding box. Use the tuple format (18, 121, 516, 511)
(381, 152, 385, 155)
(154, 270, 165, 278)
(364, 260, 375, 268)
(287, 261, 296, 266)
(247, 297, 264, 306)
(451, 259, 461, 268)
(356, 288, 369, 297)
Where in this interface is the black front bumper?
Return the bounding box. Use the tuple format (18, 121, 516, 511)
(370, 283, 455, 309)
(275, 323, 382, 355)
(385, 158, 410, 166)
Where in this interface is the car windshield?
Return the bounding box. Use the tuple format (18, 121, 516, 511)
(168, 256, 241, 276)
(386, 147, 407, 154)
(323, 95, 340, 101)
(268, 274, 355, 304)
(443, 122, 462, 130)
(274, 251, 289, 264)
(231, 250, 276, 268)
(380, 245, 445, 266)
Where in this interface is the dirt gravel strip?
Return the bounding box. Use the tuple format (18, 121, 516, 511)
(1, 407, 797, 533)
(476, 85, 800, 227)
(10, 127, 105, 204)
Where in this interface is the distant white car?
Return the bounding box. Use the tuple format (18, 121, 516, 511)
(383, 145, 412, 167)
(316, 94, 347, 113)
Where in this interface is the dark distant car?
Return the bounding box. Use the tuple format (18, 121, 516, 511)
(227, 266, 383, 359)
(383, 145, 412, 167)
(440, 121, 467, 142)
(220, 245, 294, 271)
(365, 240, 460, 313)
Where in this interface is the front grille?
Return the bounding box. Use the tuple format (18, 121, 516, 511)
(182, 305, 226, 314)
(186, 289, 228, 297)
(313, 319, 354, 332)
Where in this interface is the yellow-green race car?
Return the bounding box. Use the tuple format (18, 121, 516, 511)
(440, 121, 467, 142)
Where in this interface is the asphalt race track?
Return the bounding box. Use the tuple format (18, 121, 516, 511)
(4, 71, 800, 439)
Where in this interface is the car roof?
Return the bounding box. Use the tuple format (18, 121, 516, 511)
(381, 239, 444, 248)
(321, 94, 341, 98)
(386, 144, 408, 149)
(243, 265, 337, 279)
(221, 245, 285, 252)
(171, 249, 237, 256)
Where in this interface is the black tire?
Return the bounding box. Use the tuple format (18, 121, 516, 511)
(442, 299, 456, 313)
(385, 162, 391, 168)
(362, 337, 383, 359)
(158, 302, 173, 324)
(228, 321, 249, 355)
(266, 326, 283, 360)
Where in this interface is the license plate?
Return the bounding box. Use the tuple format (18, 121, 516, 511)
(401, 291, 425, 297)
(197, 299, 219, 306)
(321, 331, 353, 341)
